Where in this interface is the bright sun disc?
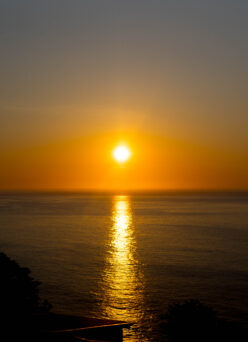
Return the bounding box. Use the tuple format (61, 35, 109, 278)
(113, 145, 131, 163)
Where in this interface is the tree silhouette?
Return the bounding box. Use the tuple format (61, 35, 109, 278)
(161, 299, 247, 342)
(161, 299, 217, 341)
(0, 252, 51, 338)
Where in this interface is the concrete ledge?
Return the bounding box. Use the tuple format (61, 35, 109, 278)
(33, 313, 133, 341)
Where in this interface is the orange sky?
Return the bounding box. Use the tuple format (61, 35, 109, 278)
(0, 1, 247, 191)
(1, 130, 247, 191)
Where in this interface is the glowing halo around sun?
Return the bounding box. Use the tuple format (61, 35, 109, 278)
(113, 145, 131, 163)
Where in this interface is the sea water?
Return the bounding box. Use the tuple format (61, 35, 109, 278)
(0, 192, 248, 341)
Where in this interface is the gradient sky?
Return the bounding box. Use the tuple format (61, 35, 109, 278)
(1, 0, 247, 190)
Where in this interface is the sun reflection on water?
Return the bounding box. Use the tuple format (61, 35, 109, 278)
(100, 195, 145, 336)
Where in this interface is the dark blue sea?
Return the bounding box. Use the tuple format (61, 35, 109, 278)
(0, 192, 248, 341)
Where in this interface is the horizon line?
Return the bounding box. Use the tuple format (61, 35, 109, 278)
(1, 188, 248, 194)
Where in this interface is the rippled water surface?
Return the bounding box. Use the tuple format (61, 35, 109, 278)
(0, 192, 248, 341)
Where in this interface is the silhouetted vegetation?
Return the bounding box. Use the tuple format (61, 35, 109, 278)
(0, 252, 51, 340)
(161, 299, 247, 342)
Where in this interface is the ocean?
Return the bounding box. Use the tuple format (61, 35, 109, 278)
(0, 192, 248, 341)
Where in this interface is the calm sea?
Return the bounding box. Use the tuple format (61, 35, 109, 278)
(0, 192, 248, 341)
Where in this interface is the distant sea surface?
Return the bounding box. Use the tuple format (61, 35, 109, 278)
(0, 192, 248, 341)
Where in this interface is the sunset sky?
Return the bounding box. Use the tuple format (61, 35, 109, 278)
(1, 0, 247, 190)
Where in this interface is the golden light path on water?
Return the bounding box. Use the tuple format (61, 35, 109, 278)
(100, 195, 146, 341)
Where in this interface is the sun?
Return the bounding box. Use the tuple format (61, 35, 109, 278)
(113, 145, 131, 163)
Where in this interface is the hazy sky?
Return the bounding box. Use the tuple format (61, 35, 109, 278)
(1, 0, 247, 190)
